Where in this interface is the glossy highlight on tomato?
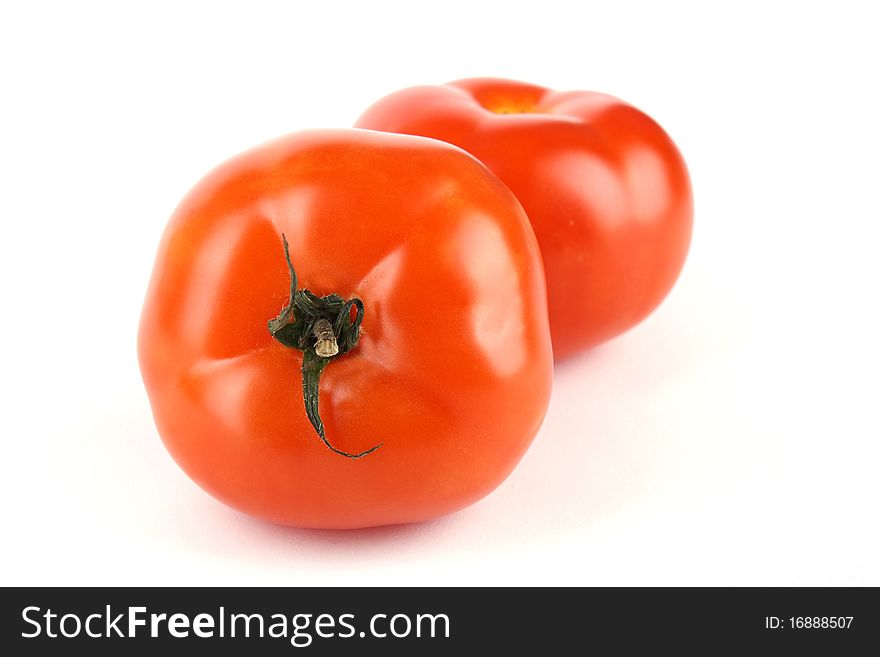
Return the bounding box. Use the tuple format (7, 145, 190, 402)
(357, 78, 693, 359)
(138, 129, 553, 529)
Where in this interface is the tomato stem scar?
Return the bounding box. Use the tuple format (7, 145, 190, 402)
(268, 234, 382, 459)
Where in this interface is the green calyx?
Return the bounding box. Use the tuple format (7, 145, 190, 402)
(268, 234, 381, 459)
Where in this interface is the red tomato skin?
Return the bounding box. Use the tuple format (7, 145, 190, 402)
(138, 129, 553, 529)
(356, 78, 693, 359)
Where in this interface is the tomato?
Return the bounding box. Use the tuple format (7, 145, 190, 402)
(138, 129, 553, 529)
(356, 78, 693, 359)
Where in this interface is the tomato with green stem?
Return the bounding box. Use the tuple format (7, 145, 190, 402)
(138, 129, 553, 529)
(357, 78, 693, 359)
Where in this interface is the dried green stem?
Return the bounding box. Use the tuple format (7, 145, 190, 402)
(268, 234, 381, 459)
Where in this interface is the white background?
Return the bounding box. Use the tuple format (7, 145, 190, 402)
(2, 1, 878, 586)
